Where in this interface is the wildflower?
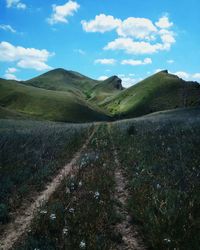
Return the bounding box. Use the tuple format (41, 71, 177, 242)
(69, 208, 75, 213)
(63, 227, 68, 235)
(80, 240, 86, 249)
(40, 210, 47, 215)
(156, 184, 161, 189)
(94, 191, 100, 200)
(164, 238, 171, 243)
(78, 181, 82, 187)
(50, 213, 56, 220)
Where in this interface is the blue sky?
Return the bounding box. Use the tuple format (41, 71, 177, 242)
(0, 0, 200, 87)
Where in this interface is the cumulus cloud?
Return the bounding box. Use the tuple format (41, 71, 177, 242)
(104, 38, 166, 54)
(6, 0, 26, 9)
(0, 41, 54, 71)
(98, 75, 108, 80)
(81, 14, 121, 33)
(120, 76, 143, 88)
(95, 58, 116, 65)
(0, 24, 16, 33)
(82, 13, 175, 55)
(121, 58, 152, 66)
(48, 1, 80, 25)
(155, 16, 173, 29)
(117, 17, 157, 39)
(173, 71, 200, 81)
(4, 67, 19, 80)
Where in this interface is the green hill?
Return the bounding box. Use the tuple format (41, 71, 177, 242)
(101, 70, 200, 118)
(0, 69, 199, 122)
(24, 69, 122, 102)
(0, 78, 110, 122)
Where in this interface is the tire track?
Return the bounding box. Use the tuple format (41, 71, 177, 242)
(0, 127, 97, 250)
(108, 124, 146, 250)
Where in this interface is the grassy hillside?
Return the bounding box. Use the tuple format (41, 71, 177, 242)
(1, 69, 200, 122)
(102, 70, 200, 118)
(24, 69, 122, 102)
(0, 78, 110, 122)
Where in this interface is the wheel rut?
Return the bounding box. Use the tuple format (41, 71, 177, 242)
(0, 127, 97, 250)
(108, 124, 146, 250)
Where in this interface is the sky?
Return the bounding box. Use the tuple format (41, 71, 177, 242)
(0, 0, 200, 87)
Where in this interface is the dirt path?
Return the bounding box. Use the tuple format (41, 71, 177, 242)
(108, 124, 146, 250)
(0, 127, 97, 250)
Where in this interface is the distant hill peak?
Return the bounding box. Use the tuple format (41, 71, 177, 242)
(103, 75, 123, 90)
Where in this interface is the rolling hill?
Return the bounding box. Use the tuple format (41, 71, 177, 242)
(0, 69, 199, 122)
(101, 70, 200, 118)
(0, 77, 110, 122)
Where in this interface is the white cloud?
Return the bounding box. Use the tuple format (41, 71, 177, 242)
(175, 71, 190, 79)
(48, 1, 80, 25)
(83, 13, 175, 55)
(155, 16, 173, 29)
(95, 58, 116, 65)
(4, 73, 19, 80)
(104, 38, 166, 54)
(6, 0, 26, 9)
(6, 67, 18, 73)
(193, 73, 200, 80)
(117, 17, 157, 39)
(167, 59, 174, 64)
(81, 14, 121, 33)
(173, 71, 200, 81)
(4, 68, 19, 80)
(121, 57, 152, 66)
(98, 75, 108, 80)
(17, 60, 52, 71)
(0, 24, 16, 33)
(0, 41, 54, 71)
(159, 29, 176, 48)
(121, 76, 142, 88)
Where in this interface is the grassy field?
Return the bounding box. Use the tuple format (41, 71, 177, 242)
(0, 108, 200, 249)
(15, 125, 118, 250)
(111, 108, 200, 249)
(0, 119, 92, 224)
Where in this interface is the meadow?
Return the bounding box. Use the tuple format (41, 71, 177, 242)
(0, 119, 92, 225)
(0, 108, 200, 250)
(111, 108, 200, 249)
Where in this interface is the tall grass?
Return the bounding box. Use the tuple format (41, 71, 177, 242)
(0, 119, 91, 224)
(111, 112, 200, 249)
(15, 124, 118, 250)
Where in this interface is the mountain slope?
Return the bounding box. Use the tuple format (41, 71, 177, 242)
(101, 70, 200, 118)
(24, 69, 122, 102)
(0, 78, 110, 122)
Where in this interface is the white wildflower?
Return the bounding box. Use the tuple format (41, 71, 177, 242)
(63, 227, 68, 235)
(156, 184, 161, 189)
(50, 213, 56, 220)
(79, 240, 86, 249)
(40, 210, 47, 215)
(69, 208, 75, 213)
(94, 191, 100, 200)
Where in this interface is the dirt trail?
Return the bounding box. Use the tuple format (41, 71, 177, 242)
(108, 124, 146, 250)
(0, 127, 97, 250)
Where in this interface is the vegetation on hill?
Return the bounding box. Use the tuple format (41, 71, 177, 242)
(101, 71, 200, 118)
(0, 78, 110, 122)
(0, 69, 200, 122)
